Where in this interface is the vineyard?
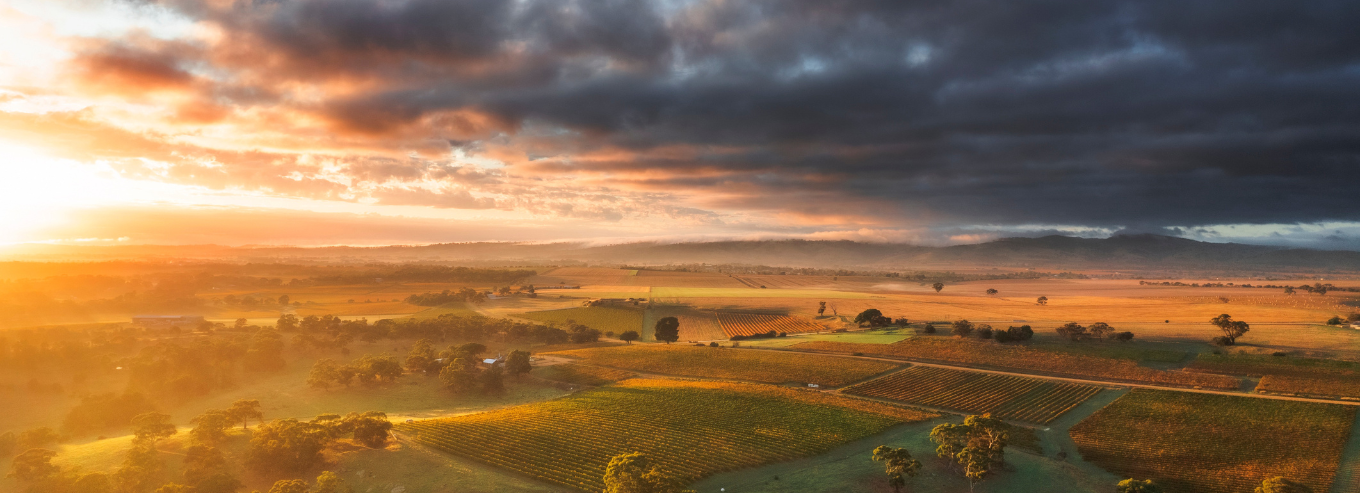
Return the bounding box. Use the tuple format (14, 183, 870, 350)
(1069, 389, 1355, 493)
(536, 363, 636, 386)
(843, 366, 1102, 424)
(397, 379, 936, 492)
(545, 344, 900, 386)
(650, 306, 726, 340)
(1188, 353, 1360, 398)
(717, 312, 825, 337)
(518, 306, 645, 334)
(791, 339, 1240, 390)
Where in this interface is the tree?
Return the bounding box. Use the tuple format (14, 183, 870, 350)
(976, 324, 993, 339)
(345, 411, 392, 448)
(1036, 296, 1048, 306)
(276, 314, 299, 331)
(505, 350, 533, 379)
(921, 323, 936, 334)
(1088, 322, 1113, 339)
(226, 399, 263, 430)
(602, 452, 678, 493)
(267, 479, 311, 493)
(957, 446, 992, 492)
(8, 448, 59, 481)
(314, 471, 353, 493)
(1117, 479, 1164, 493)
(131, 412, 177, 446)
(1283, 286, 1295, 295)
(308, 359, 341, 389)
(932, 282, 945, 293)
(246, 419, 331, 473)
(1211, 314, 1250, 344)
(234, 318, 248, 330)
(405, 339, 436, 374)
(654, 317, 679, 344)
(985, 288, 998, 296)
(1056, 322, 1088, 342)
(1112, 331, 1135, 342)
(619, 330, 640, 344)
(1007, 325, 1033, 341)
(855, 309, 891, 327)
(817, 301, 826, 316)
(189, 410, 233, 445)
(278, 295, 290, 305)
(871, 446, 921, 493)
(1256, 477, 1312, 493)
(439, 358, 481, 394)
(482, 365, 505, 395)
(951, 320, 974, 337)
(929, 414, 1011, 491)
(1326, 316, 1344, 325)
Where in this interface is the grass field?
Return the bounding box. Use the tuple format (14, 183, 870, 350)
(791, 338, 1241, 389)
(1188, 352, 1360, 398)
(546, 344, 901, 386)
(518, 306, 646, 334)
(1069, 389, 1356, 493)
(535, 363, 636, 386)
(844, 366, 1102, 424)
(717, 312, 826, 337)
(397, 378, 936, 492)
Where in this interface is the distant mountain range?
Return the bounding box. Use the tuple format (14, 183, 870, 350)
(6, 234, 1360, 275)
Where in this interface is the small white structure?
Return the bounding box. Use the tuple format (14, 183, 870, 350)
(807, 383, 820, 389)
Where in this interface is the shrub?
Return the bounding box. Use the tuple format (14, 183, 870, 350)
(1006, 325, 1034, 341)
(1326, 316, 1344, 326)
(1212, 336, 1235, 346)
(951, 320, 974, 337)
(1112, 331, 1135, 342)
(922, 324, 937, 334)
(976, 325, 993, 339)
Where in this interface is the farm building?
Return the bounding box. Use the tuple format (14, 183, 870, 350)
(132, 315, 206, 327)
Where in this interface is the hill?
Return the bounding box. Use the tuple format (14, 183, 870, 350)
(4, 235, 1360, 275)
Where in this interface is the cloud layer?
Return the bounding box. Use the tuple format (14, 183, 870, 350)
(2, 0, 1359, 244)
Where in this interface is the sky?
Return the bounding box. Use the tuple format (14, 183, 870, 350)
(0, 0, 1358, 249)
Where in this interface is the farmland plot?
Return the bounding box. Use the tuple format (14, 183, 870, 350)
(844, 366, 1101, 424)
(518, 306, 645, 334)
(792, 339, 1240, 390)
(717, 312, 825, 337)
(1188, 353, 1360, 399)
(1069, 389, 1355, 493)
(398, 379, 936, 492)
(546, 344, 900, 386)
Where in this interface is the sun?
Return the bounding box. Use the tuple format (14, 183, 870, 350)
(0, 140, 131, 243)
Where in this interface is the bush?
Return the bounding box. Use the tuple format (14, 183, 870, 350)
(993, 330, 1013, 343)
(709, 342, 719, 347)
(951, 320, 974, 337)
(1006, 325, 1033, 341)
(1212, 336, 1235, 346)
(922, 324, 936, 334)
(1112, 331, 1135, 342)
(1326, 316, 1344, 325)
(977, 326, 993, 339)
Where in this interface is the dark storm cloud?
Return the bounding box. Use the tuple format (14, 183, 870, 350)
(102, 0, 1360, 228)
